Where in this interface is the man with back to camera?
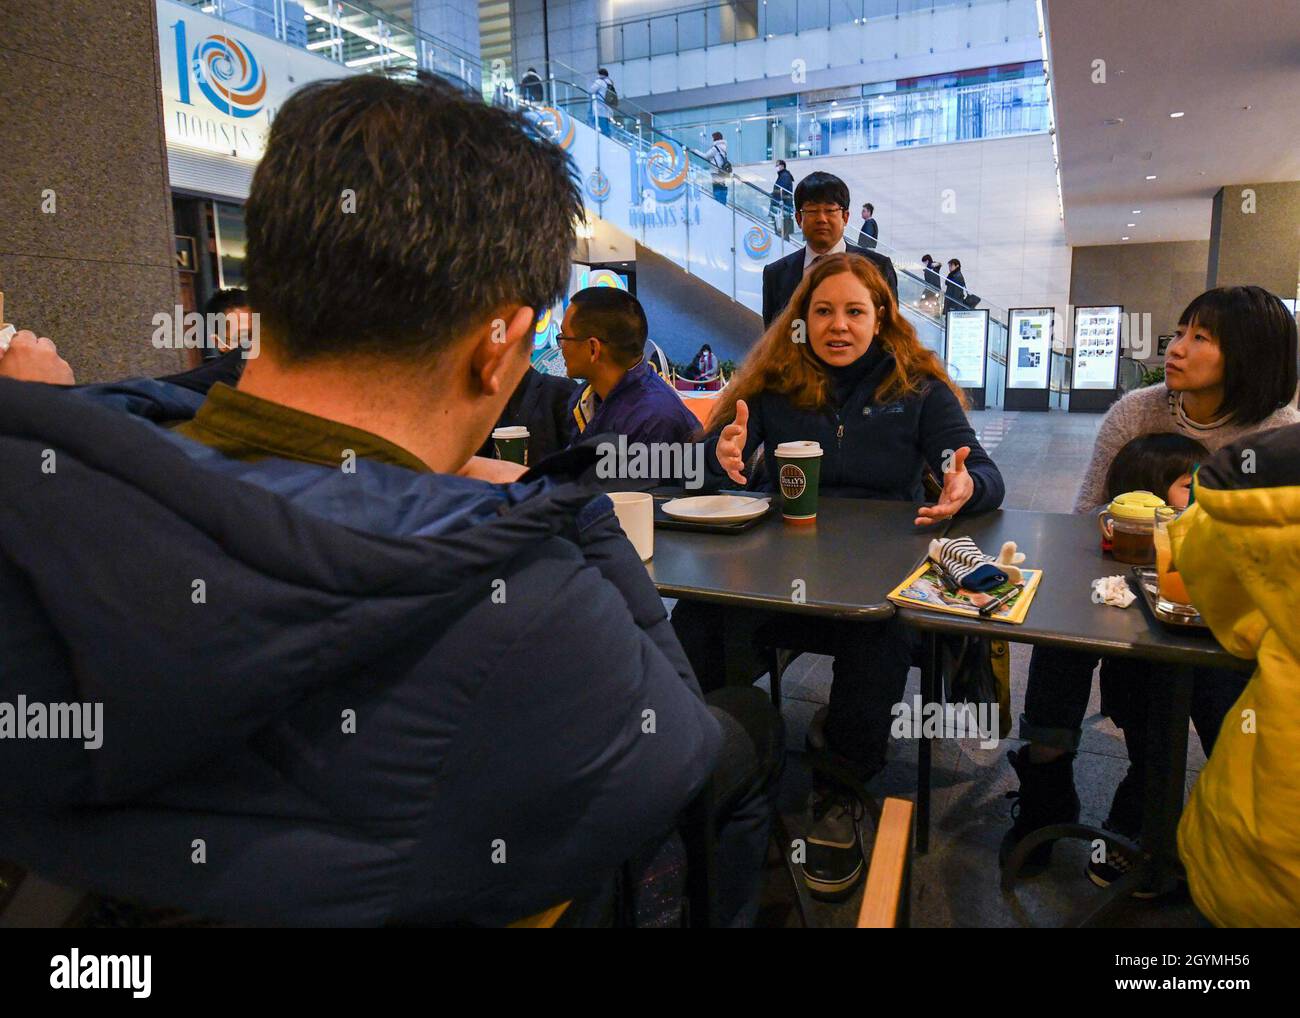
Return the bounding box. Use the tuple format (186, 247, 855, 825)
(559, 286, 698, 448)
(0, 72, 782, 928)
(761, 171, 898, 327)
(856, 203, 878, 250)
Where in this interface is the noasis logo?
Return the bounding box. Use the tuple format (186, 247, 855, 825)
(172, 21, 266, 118)
(779, 464, 807, 501)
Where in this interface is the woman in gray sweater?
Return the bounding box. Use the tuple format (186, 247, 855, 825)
(1002, 285, 1300, 889)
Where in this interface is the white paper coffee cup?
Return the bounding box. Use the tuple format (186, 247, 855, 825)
(609, 491, 654, 562)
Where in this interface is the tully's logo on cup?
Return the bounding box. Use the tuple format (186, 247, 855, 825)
(779, 464, 807, 501)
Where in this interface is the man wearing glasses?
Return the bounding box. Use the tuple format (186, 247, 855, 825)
(760, 172, 898, 327)
(558, 286, 698, 446)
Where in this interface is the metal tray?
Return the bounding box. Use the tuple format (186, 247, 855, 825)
(1128, 566, 1207, 630)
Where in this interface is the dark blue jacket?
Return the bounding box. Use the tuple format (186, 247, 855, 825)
(0, 377, 720, 926)
(572, 360, 698, 446)
(700, 349, 1005, 510)
(761, 243, 899, 327)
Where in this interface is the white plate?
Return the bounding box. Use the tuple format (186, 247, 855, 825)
(661, 495, 770, 524)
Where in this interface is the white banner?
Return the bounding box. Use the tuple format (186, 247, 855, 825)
(156, 0, 356, 162)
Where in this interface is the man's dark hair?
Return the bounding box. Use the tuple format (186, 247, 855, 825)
(949, 258, 962, 271)
(793, 171, 850, 212)
(864, 203, 874, 213)
(922, 254, 933, 264)
(1105, 433, 1207, 502)
(569, 287, 647, 368)
(776, 160, 786, 169)
(712, 131, 723, 140)
(1179, 285, 1299, 425)
(599, 68, 609, 77)
(203, 288, 249, 317)
(244, 73, 581, 363)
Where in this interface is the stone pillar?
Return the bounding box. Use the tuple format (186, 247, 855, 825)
(0, 0, 183, 381)
(1207, 182, 1300, 299)
(512, 0, 599, 82)
(412, 0, 483, 64)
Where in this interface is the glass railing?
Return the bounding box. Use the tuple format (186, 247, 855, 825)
(532, 77, 983, 340)
(176, 0, 484, 90)
(657, 77, 1049, 166)
(599, 0, 1013, 64)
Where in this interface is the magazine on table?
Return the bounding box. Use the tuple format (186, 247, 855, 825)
(888, 560, 1042, 624)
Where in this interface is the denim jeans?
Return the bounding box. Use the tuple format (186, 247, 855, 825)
(1021, 644, 1249, 837)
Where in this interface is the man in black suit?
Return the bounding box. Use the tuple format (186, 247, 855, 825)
(761, 172, 898, 327)
(475, 364, 579, 464)
(856, 202, 878, 249)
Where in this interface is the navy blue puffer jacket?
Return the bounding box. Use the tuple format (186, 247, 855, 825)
(0, 377, 720, 926)
(700, 347, 1004, 511)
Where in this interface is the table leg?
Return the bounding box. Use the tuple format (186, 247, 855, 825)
(721, 608, 756, 687)
(1141, 665, 1193, 893)
(916, 632, 937, 855)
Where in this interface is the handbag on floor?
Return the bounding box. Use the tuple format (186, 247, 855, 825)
(940, 635, 1013, 740)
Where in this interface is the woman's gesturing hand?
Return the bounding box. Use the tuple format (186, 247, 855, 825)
(914, 445, 974, 526)
(716, 399, 750, 486)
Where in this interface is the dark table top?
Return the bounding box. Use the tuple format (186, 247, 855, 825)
(895, 509, 1251, 671)
(647, 496, 940, 620)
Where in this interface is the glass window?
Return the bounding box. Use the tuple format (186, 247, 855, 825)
(830, 0, 862, 27)
(765, 0, 797, 37)
(678, 10, 706, 50)
(213, 202, 247, 291)
(599, 24, 621, 64)
(734, 1, 761, 41)
(650, 15, 677, 56)
(622, 21, 649, 60)
(798, 0, 831, 32)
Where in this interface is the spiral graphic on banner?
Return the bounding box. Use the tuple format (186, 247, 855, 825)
(192, 34, 266, 119)
(531, 106, 575, 150)
(585, 169, 610, 204)
(743, 225, 773, 260)
(645, 139, 688, 201)
(533, 306, 556, 350)
(587, 268, 626, 289)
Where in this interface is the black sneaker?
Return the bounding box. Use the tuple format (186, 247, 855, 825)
(999, 747, 1080, 877)
(1086, 837, 1158, 899)
(802, 788, 864, 901)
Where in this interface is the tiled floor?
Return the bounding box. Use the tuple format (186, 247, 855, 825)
(679, 408, 1214, 927)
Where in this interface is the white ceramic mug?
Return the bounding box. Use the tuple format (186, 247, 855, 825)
(609, 491, 654, 562)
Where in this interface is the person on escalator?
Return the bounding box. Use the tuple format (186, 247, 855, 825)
(760, 172, 898, 327)
(590, 68, 615, 136)
(706, 132, 730, 205)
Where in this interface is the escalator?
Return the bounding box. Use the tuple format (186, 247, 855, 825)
(523, 66, 1010, 397)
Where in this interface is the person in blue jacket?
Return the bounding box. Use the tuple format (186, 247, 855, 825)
(673, 252, 1005, 902)
(0, 72, 781, 927)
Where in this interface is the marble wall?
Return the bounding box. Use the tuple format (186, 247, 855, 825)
(0, 0, 182, 382)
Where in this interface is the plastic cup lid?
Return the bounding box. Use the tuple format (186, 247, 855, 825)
(1107, 490, 1166, 521)
(774, 441, 823, 459)
(493, 426, 529, 439)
